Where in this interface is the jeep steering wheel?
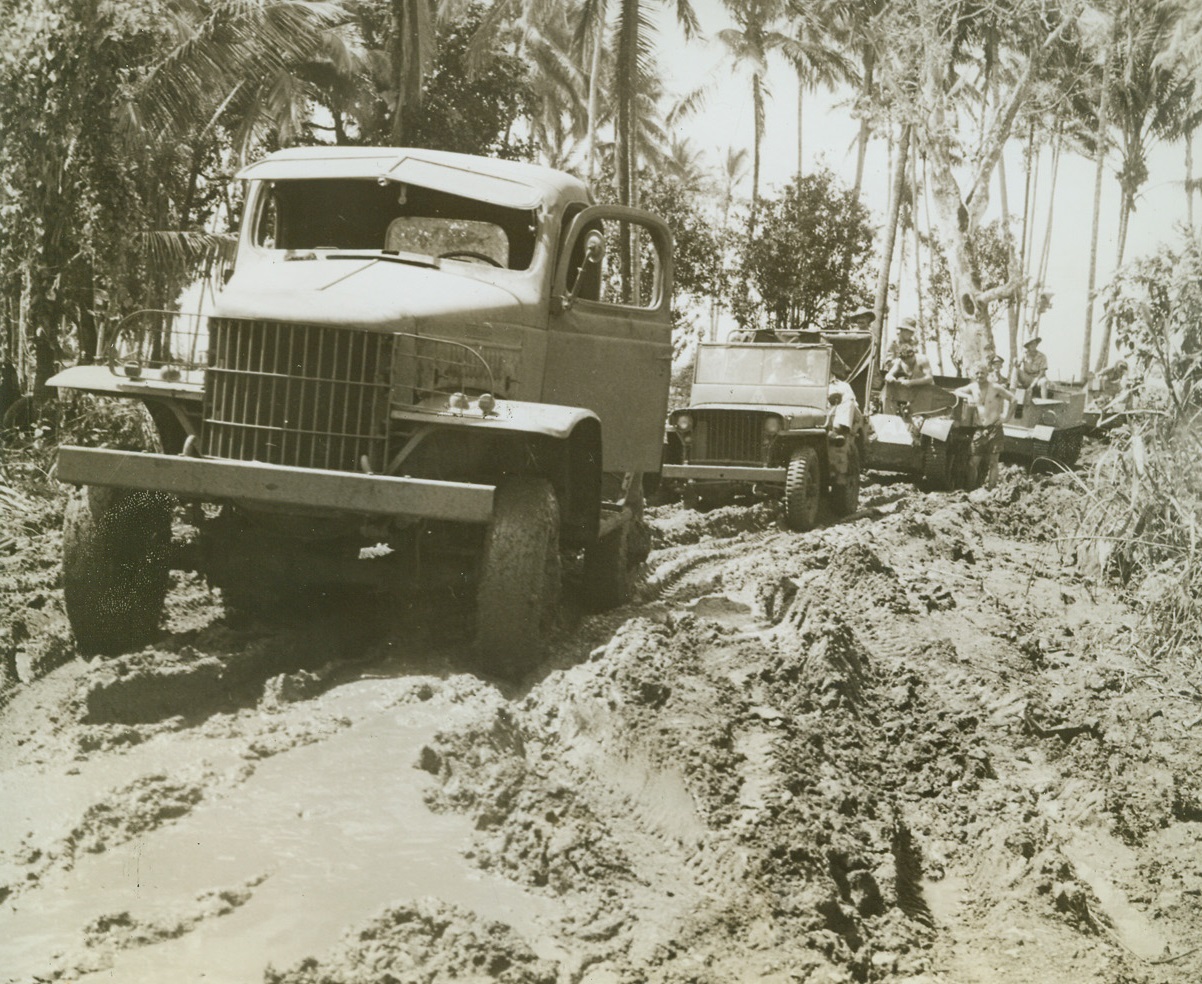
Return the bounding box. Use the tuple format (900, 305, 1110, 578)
(437, 250, 503, 267)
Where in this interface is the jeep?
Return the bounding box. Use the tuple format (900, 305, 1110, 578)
(661, 329, 871, 531)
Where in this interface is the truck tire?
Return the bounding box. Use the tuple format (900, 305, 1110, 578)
(829, 447, 861, 518)
(582, 514, 650, 612)
(921, 440, 952, 492)
(475, 477, 561, 678)
(63, 485, 173, 654)
(784, 446, 821, 531)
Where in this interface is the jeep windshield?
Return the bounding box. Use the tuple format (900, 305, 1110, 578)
(251, 178, 538, 271)
(690, 342, 832, 410)
(695, 343, 830, 387)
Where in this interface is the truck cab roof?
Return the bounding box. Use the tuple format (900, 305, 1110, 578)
(236, 147, 591, 211)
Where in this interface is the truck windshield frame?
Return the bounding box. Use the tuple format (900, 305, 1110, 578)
(250, 178, 538, 271)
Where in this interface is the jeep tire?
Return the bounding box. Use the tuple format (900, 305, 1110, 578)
(475, 476, 561, 678)
(784, 446, 822, 531)
(63, 485, 173, 654)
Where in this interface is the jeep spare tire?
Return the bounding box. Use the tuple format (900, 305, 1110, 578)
(63, 485, 173, 654)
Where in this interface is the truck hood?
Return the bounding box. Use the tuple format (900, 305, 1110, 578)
(213, 256, 531, 328)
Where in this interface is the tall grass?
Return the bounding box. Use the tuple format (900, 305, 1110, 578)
(1072, 408, 1202, 662)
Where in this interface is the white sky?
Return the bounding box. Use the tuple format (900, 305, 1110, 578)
(655, 0, 1194, 378)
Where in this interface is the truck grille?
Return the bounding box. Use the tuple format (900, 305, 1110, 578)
(202, 319, 393, 472)
(691, 411, 766, 464)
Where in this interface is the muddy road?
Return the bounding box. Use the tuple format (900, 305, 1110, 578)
(2, 468, 1201, 984)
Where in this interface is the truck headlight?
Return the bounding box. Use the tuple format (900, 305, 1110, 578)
(763, 416, 781, 435)
(675, 414, 692, 432)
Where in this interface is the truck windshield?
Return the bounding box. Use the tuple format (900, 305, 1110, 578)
(695, 344, 830, 387)
(252, 178, 538, 270)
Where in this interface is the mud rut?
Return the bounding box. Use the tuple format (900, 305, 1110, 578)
(2, 472, 1202, 984)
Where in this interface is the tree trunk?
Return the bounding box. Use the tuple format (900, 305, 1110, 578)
(919, 158, 946, 373)
(997, 148, 1020, 379)
(586, 29, 603, 183)
(389, 0, 407, 144)
(796, 71, 804, 181)
(750, 73, 764, 235)
(1188, 128, 1195, 228)
(833, 57, 874, 332)
(925, 139, 995, 371)
(1094, 190, 1132, 372)
(1032, 135, 1060, 341)
(872, 125, 911, 377)
(1081, 53, 1110, 381)
(616, 0, 638, 300)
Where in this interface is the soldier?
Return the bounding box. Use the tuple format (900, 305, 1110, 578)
(955, 363, 1015, 488)
(883, 317, 919, 366)
(1016, 337, 1049, 400)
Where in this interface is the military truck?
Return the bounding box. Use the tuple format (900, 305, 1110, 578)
(49, 147, 674, 676)
(661, 329, 871, 531)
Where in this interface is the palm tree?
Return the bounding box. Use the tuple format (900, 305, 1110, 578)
(134, 0, 362, 158)
(785, 0, 855, 180)
(717, 0, 790, 233)
(1093, 0, 1195, 370)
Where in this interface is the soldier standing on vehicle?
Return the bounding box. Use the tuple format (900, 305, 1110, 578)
(883, 318, 918, 365)
(955, 363, 1015, 488)
(990, 354, 1006, 383)
(1016, 337, 1049, 402)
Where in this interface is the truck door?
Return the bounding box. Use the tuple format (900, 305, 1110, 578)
(544, 205, 673, 474)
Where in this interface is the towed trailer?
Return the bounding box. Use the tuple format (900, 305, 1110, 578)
(929, 374, 1088, 468)
(867, 378, 982, 490)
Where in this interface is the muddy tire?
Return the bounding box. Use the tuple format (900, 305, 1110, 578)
(921, 441, 952, 492)
(829, 446, 861, 518)
(475, 477, 561, 678)
(784, 446, 821, 532)
(582, 515, 650, 612)
(63, 485, 174, 655)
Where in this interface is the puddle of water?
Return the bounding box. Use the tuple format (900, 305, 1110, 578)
(0, 684, 560, 983)
(686, 594, 755, 627)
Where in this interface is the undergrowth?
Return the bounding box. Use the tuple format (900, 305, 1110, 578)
(1, 394, 158, 543)
(1070, 408, 1202, 663)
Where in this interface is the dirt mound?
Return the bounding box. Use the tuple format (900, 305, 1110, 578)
(265, 899, 558, 984)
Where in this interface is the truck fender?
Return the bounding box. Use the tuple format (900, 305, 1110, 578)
(919, 417, 954, 442)
(1032, 424, 1056, 443)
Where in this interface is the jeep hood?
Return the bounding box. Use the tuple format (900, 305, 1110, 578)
(214, 257, 530, 328)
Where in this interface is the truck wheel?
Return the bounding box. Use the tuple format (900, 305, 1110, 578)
(921, 441, 952, 491)
(829, 447, 861, 518)
(582, 515, 650, 612)
(475, 477, 561, 678)
(784, 447, 821, 531)
(63, 485, 173, 655)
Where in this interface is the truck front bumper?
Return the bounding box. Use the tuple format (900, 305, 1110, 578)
(55, 447, 495, 523)
(661, 463, 786, 483)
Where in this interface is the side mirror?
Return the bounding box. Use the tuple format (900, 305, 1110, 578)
(561, 230, 605, 311)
